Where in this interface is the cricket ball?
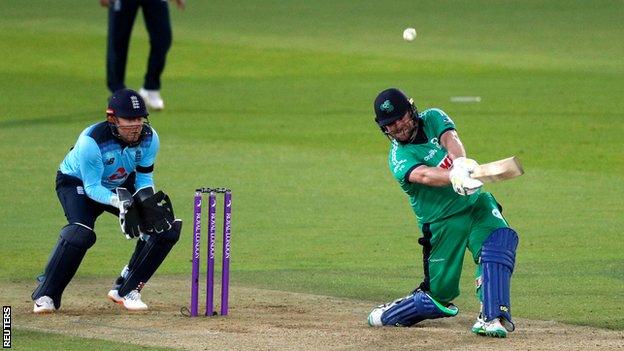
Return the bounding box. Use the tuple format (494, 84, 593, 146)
(403, 27, 417, 42)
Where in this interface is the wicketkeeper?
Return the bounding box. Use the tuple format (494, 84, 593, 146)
(367, 88, 519, 338)
(32, 89, 181, 313)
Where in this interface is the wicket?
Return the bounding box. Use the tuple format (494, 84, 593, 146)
(190, 187, 231, 317)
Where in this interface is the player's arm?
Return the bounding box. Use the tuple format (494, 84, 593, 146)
(406, 130, 470, 186)
(77, 137, 117, 205)
(407, 166, 450, 186)
(172, 0, 186, 10)
(405, 130, 461, 186)
(135, 128, 159, 190)
(440, 129, 466, 161)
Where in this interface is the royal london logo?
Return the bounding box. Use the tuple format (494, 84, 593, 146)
(380, 100, 394, 113)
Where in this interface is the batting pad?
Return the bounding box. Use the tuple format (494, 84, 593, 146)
(118, 220, 181, 296)
(31, 223, 97, 309)
(481, 227, 519, 331)
(381, 290, 458, 327)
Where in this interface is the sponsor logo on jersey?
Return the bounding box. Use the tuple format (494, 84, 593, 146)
(437, 155, 453, 169)
(109, 167, 128, 181)
(424, 148, 439, 161)
(134, 149, 142, 162)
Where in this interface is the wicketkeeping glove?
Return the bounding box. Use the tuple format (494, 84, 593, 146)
(113, 187, 142, 239)
(138, 191, 176, 234)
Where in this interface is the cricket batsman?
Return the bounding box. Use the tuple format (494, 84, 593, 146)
(32, 89, 181, 313)
(367, 88, 519, 338)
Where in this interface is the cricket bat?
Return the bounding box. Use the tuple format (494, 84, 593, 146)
(470, 156, 524, 183)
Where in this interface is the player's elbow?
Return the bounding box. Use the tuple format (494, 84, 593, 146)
(82, 184, 98, 198)
(408, 172, 439, 185)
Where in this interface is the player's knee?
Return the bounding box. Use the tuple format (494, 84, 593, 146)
(59, 223, 96, 249)
(155, 219, 182, 243)
(427, 278, 460, 304)
(151, 34, 171, 54)
(481, 227, 519, 270)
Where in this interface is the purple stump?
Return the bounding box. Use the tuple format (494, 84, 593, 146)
(221, 190, 232, 315)
(190, 192, 202, 317)
(205, 192, 217, 316)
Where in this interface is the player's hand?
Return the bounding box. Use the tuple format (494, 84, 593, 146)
(449, 166, 483, 196)
(452, 157, 479, 173)
(113, 188, 142, 239)
(138, 191, 176, 234)
(172, 0, 185, 10)
(122, 205, 143, 239)
(100, 0, 110, 8)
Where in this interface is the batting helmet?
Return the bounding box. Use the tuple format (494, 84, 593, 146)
(373, 88, 415, 128)
(106, 89, 149, 119)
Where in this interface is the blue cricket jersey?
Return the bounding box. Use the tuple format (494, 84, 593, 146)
(59, 122, 159, 205)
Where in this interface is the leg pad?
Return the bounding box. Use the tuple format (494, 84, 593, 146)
(381, 290, 458, 327)
(118, 220, 181, 296)
(481, 227, 519, 331)
(32, 224, 96, 308)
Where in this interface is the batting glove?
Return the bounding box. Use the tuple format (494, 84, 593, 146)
(452, 157, 479, 173)
(449, 167, 483, 196)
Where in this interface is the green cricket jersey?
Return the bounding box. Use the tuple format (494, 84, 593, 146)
(388, 108, 479, 225)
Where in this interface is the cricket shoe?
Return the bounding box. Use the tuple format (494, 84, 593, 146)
(476, 317, 508, 338)
(33, 296, 56, 314)
(471, 314, 486, 336)
(108, 289, 148, 311)
(138, 88, 164, 111)
(367, 298, 402, 327)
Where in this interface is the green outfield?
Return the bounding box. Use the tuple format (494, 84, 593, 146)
(1, 0, 622, 349)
